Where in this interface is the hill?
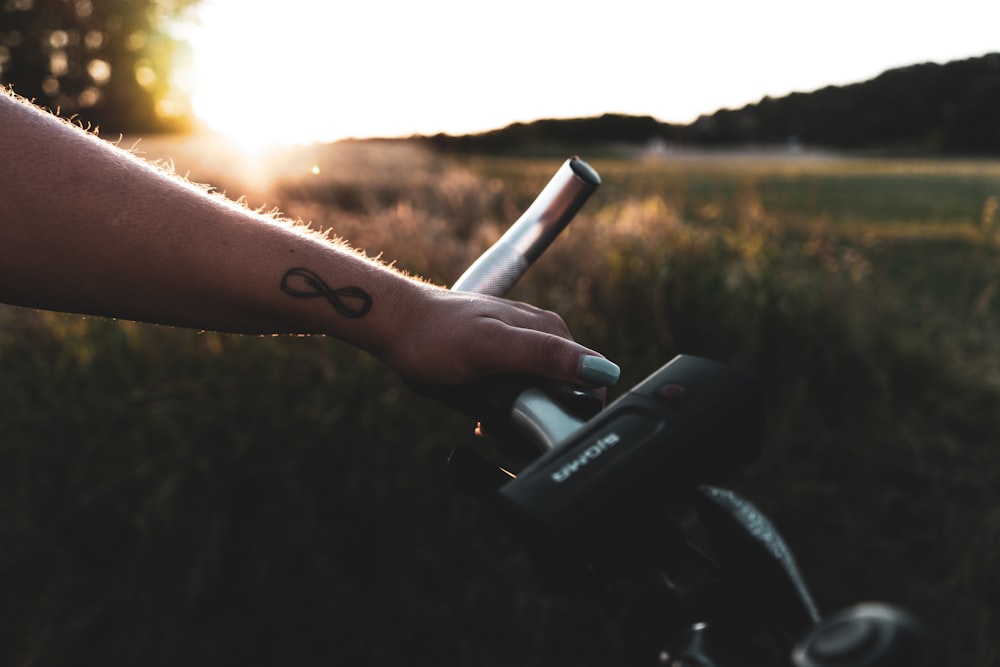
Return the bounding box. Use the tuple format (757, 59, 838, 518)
(423, 53, 1000, 155)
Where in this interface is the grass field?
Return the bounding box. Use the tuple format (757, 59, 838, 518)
(2, 136, 999, 666)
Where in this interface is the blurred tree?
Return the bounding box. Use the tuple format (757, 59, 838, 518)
(680, 53, 1000, 154)
(0, 0, 198, 133)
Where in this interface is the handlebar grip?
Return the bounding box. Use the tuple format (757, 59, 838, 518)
(423, 157, 601, 452)
(451, 157, 600, 296)
(451, 244, 530, 299)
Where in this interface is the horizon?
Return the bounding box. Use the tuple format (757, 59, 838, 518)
(175, 0, 1000, 148)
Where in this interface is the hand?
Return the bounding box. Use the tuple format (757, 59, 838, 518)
(378, 287, 620, 388)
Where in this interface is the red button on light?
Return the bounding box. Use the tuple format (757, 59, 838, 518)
(658, 383, 691, 400)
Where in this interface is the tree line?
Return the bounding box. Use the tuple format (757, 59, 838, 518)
(427, 53, 1000, 155)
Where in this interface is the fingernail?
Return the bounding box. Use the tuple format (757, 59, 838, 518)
(579, 355, 621, 386)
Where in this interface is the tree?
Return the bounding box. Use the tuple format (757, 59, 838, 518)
(1, 0, 197, 133)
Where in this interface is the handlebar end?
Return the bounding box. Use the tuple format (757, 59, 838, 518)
(569, 157, 601, 187)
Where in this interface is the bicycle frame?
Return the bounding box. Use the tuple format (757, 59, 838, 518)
(439, 158, 931, 667)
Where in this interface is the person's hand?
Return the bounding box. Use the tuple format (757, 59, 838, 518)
(378, 287, 619, 389)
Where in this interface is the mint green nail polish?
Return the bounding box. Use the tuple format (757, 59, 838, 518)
(580, 355, 621, 386)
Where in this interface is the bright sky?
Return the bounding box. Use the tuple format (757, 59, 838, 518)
(177, 0, 1000, 147)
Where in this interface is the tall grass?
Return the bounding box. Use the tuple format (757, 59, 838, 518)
(2, 139, 999, 666)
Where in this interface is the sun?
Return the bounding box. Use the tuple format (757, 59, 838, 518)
(192, 93, 326, 151)
(177, 0, 356, 149)
(173, 1, 518, 149)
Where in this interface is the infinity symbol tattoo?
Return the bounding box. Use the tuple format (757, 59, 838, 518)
(280, 267, 373, 319)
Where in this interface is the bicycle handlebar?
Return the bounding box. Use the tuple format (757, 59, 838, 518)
(446, 156, 602, 450)
(439, 157, 931, 667)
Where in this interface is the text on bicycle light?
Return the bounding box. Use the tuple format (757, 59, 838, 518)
(550, 432, 621, 483)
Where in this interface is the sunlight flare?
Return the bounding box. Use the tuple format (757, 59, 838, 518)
(174, 0, 1000, 148)
(180, 0, 358, 146)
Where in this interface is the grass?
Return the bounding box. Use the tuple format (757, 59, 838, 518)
(2, 137, 999, 665)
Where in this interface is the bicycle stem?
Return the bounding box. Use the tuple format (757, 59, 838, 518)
(451, 157, 601, 296)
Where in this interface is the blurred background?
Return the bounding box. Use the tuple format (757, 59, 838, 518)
(2, 1, 1000, 665)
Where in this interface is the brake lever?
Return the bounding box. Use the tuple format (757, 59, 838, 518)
(409, 375, 598, 430)
(412, 373, 604, 502)
(411, 376, 601, 455)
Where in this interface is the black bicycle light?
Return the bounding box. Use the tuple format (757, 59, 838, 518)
(497, 355, 764, 538)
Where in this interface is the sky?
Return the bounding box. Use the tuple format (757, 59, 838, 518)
(175, 0, 1000, 147)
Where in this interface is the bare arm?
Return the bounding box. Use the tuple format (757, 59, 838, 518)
(0, 90, 619, 387)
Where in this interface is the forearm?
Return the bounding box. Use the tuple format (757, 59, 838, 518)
(0, 89, 422, 359)
(0, 90, 619, 388)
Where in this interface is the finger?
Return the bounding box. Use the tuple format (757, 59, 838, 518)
(474, 323, 619, 388)
(479, 298, 575, 341)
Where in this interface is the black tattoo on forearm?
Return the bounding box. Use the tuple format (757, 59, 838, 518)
(280, 267, 373, 319)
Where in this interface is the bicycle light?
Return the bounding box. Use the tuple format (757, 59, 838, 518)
(497, 355, 764, 539)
